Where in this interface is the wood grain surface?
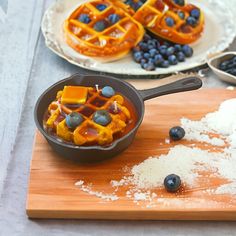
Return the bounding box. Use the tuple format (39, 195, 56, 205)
(26, 89, 236, 220)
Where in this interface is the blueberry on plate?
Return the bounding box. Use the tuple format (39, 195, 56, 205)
(165, 17, 175, 27)
(101, 86, 115, 98)
(182, 45, 193, 57)
(96, 4, 107, 11)
(143, 52, 151, 60)
(139, 42, 149, 52)
(186, 16, 197, 27)
(173, 0, 185, 6)
(133, 51, 143, 63)
(93, 110, 111, 126)
(66, 112, 84, 129)
(108, 14, 120, 24)
(178, 11, 185, 20)
(154, 54, 164, 65)
(93, 20, 107, 32)
(190, 8, 200, 19)
(176, 51, 185, 62)
(174, 44, 182, 52)
(78, 14, 91, 24)
(164, 174, 181, 193)
(159, 45, 167, 56)
(143, 61, 155, 71)
(166, 46, 175, 56)
(149, 48, 158, 57)
(169, 126, 185, 140)
(168, 55, 178, 65)
(160, 60, 170, 68)
(140, 58, 147, 67)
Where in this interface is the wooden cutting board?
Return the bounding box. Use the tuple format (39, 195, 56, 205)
(26, 89, 236, 220)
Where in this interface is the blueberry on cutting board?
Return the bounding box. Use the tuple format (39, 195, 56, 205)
(164, 174, 181, 192)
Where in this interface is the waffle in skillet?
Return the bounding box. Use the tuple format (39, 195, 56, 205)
(45, 86, 132, 146)
(64, 0, 144, 61)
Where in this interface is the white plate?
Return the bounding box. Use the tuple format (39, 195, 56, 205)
(41, 0, 236, 75)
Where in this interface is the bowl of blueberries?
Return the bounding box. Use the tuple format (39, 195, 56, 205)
(207, 52, 236, 85)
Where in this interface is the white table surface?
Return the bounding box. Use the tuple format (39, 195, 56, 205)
(0, 0, 236, 235)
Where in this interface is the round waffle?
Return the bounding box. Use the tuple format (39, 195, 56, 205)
(64, 0, 145, 61)
(45, 86, 132, 146)
(114, 0, 204, 44)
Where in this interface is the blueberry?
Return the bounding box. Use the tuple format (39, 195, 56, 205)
(186, 16, 197, 27)
(131, 1, 143, 11)
(101, 86, 115, 98)
(159, 45, 167, 56)
(174, 44, 182, 52)
(160, 60, 169, 68)
(143, 34, 151, 42)
(96, 4, 107, 11)
(169, 126, 185, 140)
(226, 62, 235, 69)
(78, 14, 91, 24)
(165, 17, 175, 27)
(144, 62, 155, 71)
(230, 68, 236, 76)
(154, 54, 164, 65)
(93, 110, 111, 126)
(148, 58, 155, 64)
(166, 46, 175, 56)
(168, 55, 178, 65)
(108, 14, 120, 24)
(178, 11, 185, 20)
(153, 39, 160, 48)
(140, 58, 147, 67)
(182, 45, 193, 57)
(148, 44, 155, 50)
(219, 60, 230, 71)
(149, 48, 158, 57)
(143, 52, 151, 60)
(66, 112, 84, 129)
(190, 8, 200, 19)
(173, 0, 185, 6)
(133, 51, 143, 63)
(139, 42, 149, 52)
(176, 51, 185, 62)
(93, 20, 107, 32)
(132, 46, 141, 53)
(164, 174, 181, 193)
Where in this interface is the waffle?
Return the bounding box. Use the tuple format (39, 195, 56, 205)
(113, 0, 204, 44)
(64, 0, 145, 61)
(45, 86, 132, 146)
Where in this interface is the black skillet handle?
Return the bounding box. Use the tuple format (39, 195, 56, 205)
(139, 76, 202, 101)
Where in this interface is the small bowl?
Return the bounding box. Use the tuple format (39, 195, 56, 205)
(207, 52, 236, 85)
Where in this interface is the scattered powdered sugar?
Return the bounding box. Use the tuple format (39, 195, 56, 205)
(181, 98, 236, 147)
(75, 181, 119, 201)
(74, 98, 236, 206)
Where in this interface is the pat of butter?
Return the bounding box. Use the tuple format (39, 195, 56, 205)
(61, 86, 88, 104)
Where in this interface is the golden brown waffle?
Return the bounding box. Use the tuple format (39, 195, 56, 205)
(112, 0, 204, 44)
(64, 0, 145, 61)
(45, 86, 132, 146)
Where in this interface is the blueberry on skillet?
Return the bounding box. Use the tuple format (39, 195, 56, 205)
(101, 86, 115, 98)
(169, 126, 185, 140)
(66, 112, 84, 129)
(96, 4, 107, 11)
(93, 110, 112, 126)
(164, 174, 181, 192)
(165, 17, 175, 27)
(108, 14, 120, 25)
(93, 20, 108, 32)
(78, 14, 91, 24)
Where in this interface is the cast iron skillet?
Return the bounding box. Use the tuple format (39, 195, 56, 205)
(34, 74, 202, 163)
